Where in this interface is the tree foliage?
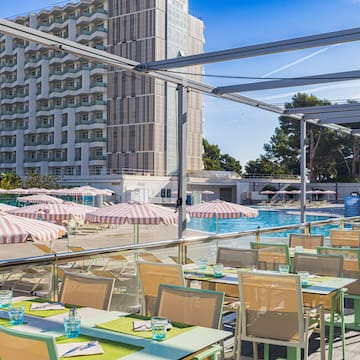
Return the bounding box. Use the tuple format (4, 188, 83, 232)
(245, 93, 360, 182)
(0, 173, 22, 189)
(24, 173, 61, 189)
(203, 139, 242, 175)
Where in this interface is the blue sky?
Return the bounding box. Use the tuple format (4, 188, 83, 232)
(3, 0, 360, 166)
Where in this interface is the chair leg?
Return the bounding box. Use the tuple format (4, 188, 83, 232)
(320, 306, 325, 360)
(340, 291, 346, 360)
(252, 342, 258, 360)
(263, 343, 269, 360)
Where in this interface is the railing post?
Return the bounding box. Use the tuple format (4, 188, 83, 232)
(256, 226, 261, 243)
(304, 223, 311, 234)
(340, 219, 344, 230)
(178, 241, 186, 265)
(51, 255, 58, 301)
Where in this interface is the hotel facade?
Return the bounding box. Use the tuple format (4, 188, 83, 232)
(0, 0, 204, 178)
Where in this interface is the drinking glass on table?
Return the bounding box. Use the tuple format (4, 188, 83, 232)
(196, 258, 208, 270)
(0, 289, 12, 308)
(279, 264, 290, 273)
(298, 271, 310, 286)
(8, 305, 24, 325)
(64, 313, 81, 338)
(151, 316, 168, 341)
(213, 263, 224, 277)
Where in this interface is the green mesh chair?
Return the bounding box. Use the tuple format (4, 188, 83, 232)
(0, 326, 58, 360)
(250, 242, 290, 270)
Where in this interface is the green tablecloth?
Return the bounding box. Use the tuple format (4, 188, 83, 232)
(57, 335, 143, 360)
(95, 314, 194, 340)
(13, 300, 72, 318)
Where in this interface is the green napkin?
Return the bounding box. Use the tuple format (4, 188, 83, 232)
(95, 314, 194, 340)
(56, 335, 142, 360)
(14, 300, 71, 318)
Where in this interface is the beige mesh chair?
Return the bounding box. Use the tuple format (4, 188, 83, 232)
(330, 229, 360, 248)
(289, 234, 324, 249)
(318, 247, 360, 316)
(59, 272, 115, 310)
(237, 271, 325, 360)
(137, 261, 185, 316)
(293, 253, 343, 277)
(154, 284, 224, 360)
(216, 247, 258, 268)
(250, 242, 290, 271)
(293, 251, 345, 358)
(0, 326, 58, 360)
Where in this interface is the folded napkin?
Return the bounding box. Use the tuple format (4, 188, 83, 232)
(57, 341, 103, 357)
(133, 320, 173, 332)
(133, 320, 152, 332)
(30, 302, 65, 311)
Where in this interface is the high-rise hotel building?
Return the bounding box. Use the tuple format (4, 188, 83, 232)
(0, 0, 204, 177)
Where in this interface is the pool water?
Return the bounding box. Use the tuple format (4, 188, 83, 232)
(187, 209, 341, 237)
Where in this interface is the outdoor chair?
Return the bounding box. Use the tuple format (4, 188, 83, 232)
(216, 247, 258, 268)
(137, 261, 185, 316)
(59, 271, 115, 310)
(0, 326, 59, 360)
(317, 247, 360, 359)
(293, 253, 343, 277)
(329, 229, 360, 248)
(250, 242, 290, 271)
(215, 247, 258, 300)
(317, 247, 360, 306)
(289, 234, 324, 249)
(236, 271, 325, 360)
(154, 284, 225, 360)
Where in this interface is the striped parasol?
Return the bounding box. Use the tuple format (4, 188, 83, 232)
(86, 202, 177, 245)
(0, 203, 17, 212)
(9, 202, 97, 223)
(0, 213, 30, 244)
(0, 211, 66, 243)
(187, 199, 259, 234)
(17, 194, 64, 204)
(86, 202, 177, 225)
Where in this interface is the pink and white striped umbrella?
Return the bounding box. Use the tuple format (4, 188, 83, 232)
(9, 202, 97, 223)
(26, 188, 51, 194)
(86, 202, 177, 245)
(187, 199, 258, 219)
(0, 203, 17, 212)
(6, 188, 28, 195)
(17, 194, 64, 204)
(187, 199, 258, 234)
(86, 202, 177, 225)
(0, 212, 66, 243)
(0, 214, 29, 244)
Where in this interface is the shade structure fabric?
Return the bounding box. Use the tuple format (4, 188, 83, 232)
(86, 202, 178, 225)
(6, 188, 28, 195)
(9, 202, 97, 222)
(187, 199, 259, 219)
(0, 212, 66, 243)
(26, 188, 51, 194)
(17, 194, 64, 204)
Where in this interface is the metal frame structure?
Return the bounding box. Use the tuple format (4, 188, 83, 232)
(1, 18, 360, 226)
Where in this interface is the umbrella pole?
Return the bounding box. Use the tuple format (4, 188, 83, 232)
(215, 217, 219, 251)
(134, 223, 141, 310)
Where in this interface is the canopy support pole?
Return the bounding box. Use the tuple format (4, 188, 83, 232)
(177, 84, 188, 263)
(300, 117, 307, 224)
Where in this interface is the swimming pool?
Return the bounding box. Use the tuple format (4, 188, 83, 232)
(187, 209, 342, 237)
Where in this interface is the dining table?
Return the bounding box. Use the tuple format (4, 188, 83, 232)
(0, 296, 232, 360)
(184, 264, 357, 360)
